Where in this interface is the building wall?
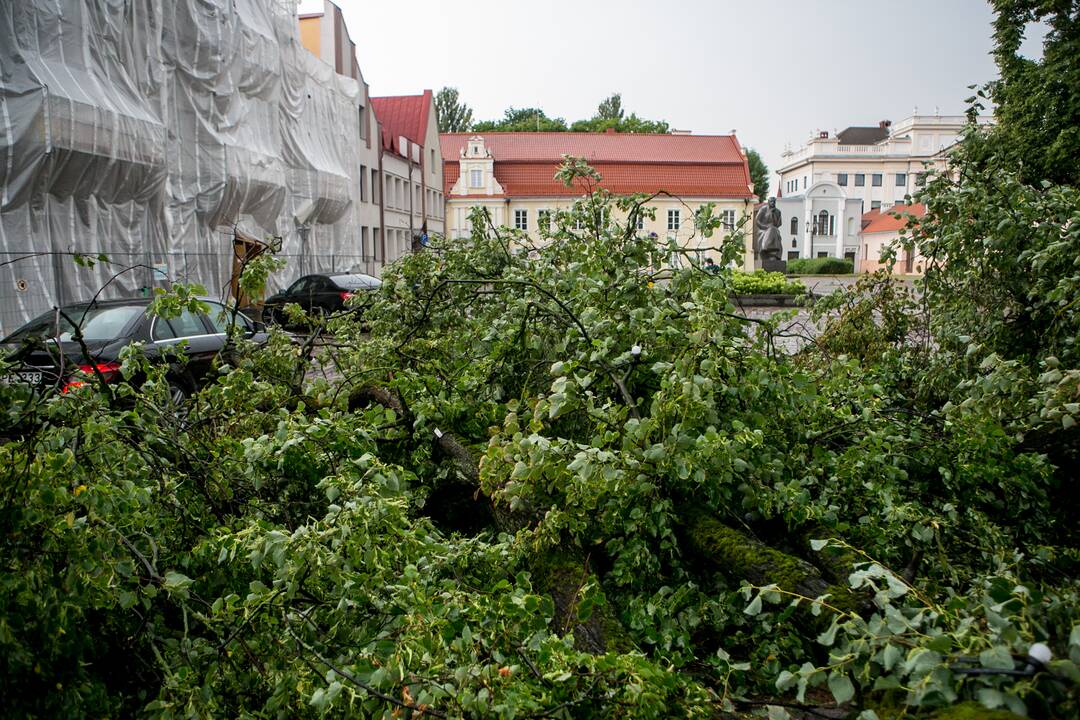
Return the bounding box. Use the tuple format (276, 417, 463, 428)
(296, 2, 381, 275)
(776, 116, 976, 213)
(859, 230, 928, 275)
(773, 182, 862, 262)
(446, 196, 755, 269)
(298, 15, 321, 56)
(420, 101, 446, 237)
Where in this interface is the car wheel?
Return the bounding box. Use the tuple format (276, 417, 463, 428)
(165, 380, 191, 421)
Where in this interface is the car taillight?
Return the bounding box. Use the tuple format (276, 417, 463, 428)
(339, 291, 354, 301)
(62, 362, 122, 393)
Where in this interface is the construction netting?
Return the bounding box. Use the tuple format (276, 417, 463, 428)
(0, 0, 367, 335)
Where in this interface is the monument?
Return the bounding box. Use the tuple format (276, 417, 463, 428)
(755, 197, 786, 272)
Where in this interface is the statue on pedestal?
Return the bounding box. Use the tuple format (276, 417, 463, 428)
(755, 198, 786, 272)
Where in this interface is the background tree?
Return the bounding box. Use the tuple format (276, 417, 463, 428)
(745, 147, 771, 200)
(433, 86, 473, 132)
(473, 106, 569, 132)
(596, 92, 625, 121)
(980, 0, 1080, 185)
(570, 92, 669, 133)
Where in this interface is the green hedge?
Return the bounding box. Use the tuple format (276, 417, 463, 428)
(787, 257, 854, 275)
(730, 270, 805, 295)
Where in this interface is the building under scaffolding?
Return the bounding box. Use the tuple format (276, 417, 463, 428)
(0, 0, 375, 334)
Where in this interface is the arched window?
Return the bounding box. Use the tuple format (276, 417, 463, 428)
(817, 210, 833, 236)
(790, 217, 798, 235)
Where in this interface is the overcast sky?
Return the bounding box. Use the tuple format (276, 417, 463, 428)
(301, 0, 1045, 194)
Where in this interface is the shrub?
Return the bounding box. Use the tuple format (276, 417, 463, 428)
(730, 270, 805, 295)
(788, 256, 854, 275)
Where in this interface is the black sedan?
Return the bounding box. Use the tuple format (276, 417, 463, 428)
(0, 298, 265, 402)
(262, 272, 381, 326)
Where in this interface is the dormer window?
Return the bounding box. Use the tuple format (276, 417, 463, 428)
(470, 169, 482, 188)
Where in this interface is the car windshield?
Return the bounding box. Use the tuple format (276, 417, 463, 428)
(330, 274, 381, 291)
(4, 304, 144, 343)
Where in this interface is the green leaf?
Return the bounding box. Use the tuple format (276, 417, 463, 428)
(775, 670, 797, 691)
(977, 687, 1006, 709)
(163, 571, 193, 597)
(817, 619, 840, 646)
(979, 645, 1015, 670)
(882, 643, 902, 671)
(827, 673, 855, 704)
(744, 594, 762, 616)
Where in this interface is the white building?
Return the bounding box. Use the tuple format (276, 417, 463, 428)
(773, 182, 864, 262)
(778, 114, 986, 214)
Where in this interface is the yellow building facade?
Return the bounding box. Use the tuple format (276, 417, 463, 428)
(441, 133, 759, 270)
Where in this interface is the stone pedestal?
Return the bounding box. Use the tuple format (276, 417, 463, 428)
(762, 258, 788, 273)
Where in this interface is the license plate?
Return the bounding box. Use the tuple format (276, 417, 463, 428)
(2, 370, 43, 386)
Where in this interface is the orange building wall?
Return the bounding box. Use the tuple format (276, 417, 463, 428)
(299, 16, 321, 58)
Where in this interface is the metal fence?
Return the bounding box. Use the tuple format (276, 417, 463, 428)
(0, 249, 379, 337)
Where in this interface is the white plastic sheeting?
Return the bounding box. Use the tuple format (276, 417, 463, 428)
(0, 0, 365, 334)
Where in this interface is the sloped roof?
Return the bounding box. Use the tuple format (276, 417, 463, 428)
(862, 203, 926, 234)
(837, 126, 890, 145)
(371, 90, 432, 157)
(440, 132, 754, 199)
(440, 131, 747, 164)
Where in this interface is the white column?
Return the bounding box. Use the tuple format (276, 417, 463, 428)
(803, 201, 814, 258)
(835, 198, 844, 258)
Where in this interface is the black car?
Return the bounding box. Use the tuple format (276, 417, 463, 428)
(0, 298, 266, 402)
(262, 272, 381, 326)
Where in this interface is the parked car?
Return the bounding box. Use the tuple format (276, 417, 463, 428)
(262, 272, 381, 326)
(0, 298, 266, 402)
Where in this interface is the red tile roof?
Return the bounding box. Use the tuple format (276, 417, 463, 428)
(861, 203, 926, 234)
(371, 90, 432, 157)
(440, 132, 754, 199)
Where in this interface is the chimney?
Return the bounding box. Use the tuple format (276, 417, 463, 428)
(879, 119, 892, 129)
(819, 131, 828, 139)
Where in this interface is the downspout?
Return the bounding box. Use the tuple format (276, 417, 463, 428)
(408, 145, 415, 240)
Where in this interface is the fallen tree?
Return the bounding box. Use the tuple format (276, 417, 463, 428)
(4, 5, 1080, 709)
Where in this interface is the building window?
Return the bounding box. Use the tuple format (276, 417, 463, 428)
(667, 209, 680, 231)
(837, 173, 848, 186)
(514, 209, 528, 230)
(470, 169, 482, 188)
(871, 201, 882, 210)
(854, 174, 865, 187)
(790, 217, 798, 235)
(431, 149, 435, 173)
(538, 209, 551, 230)
(788, 250, 800, 260)
(896, 172, 907, 186)
(916, 172, 927, 187)
(791, 237, 797, 247)
(721, 209, 736, 230)
(371, 169, 379, 204)
(803, 176, 807, 189)
(872, 173, 882, 187)
(816, 210, 833, 236)
(817, 252, 828, 258)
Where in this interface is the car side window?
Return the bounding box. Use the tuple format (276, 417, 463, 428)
(204, 302, 250, 333)
(287, 277, 311, 295)
(151, 317, 175, 341)
(166, 308, 208, 338)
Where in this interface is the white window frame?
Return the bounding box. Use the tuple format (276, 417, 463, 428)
(469, 169, 482, 188)
(667, 209, 680, 231)
(721, 209, 736, 230)
(514, 209, 528, 231)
